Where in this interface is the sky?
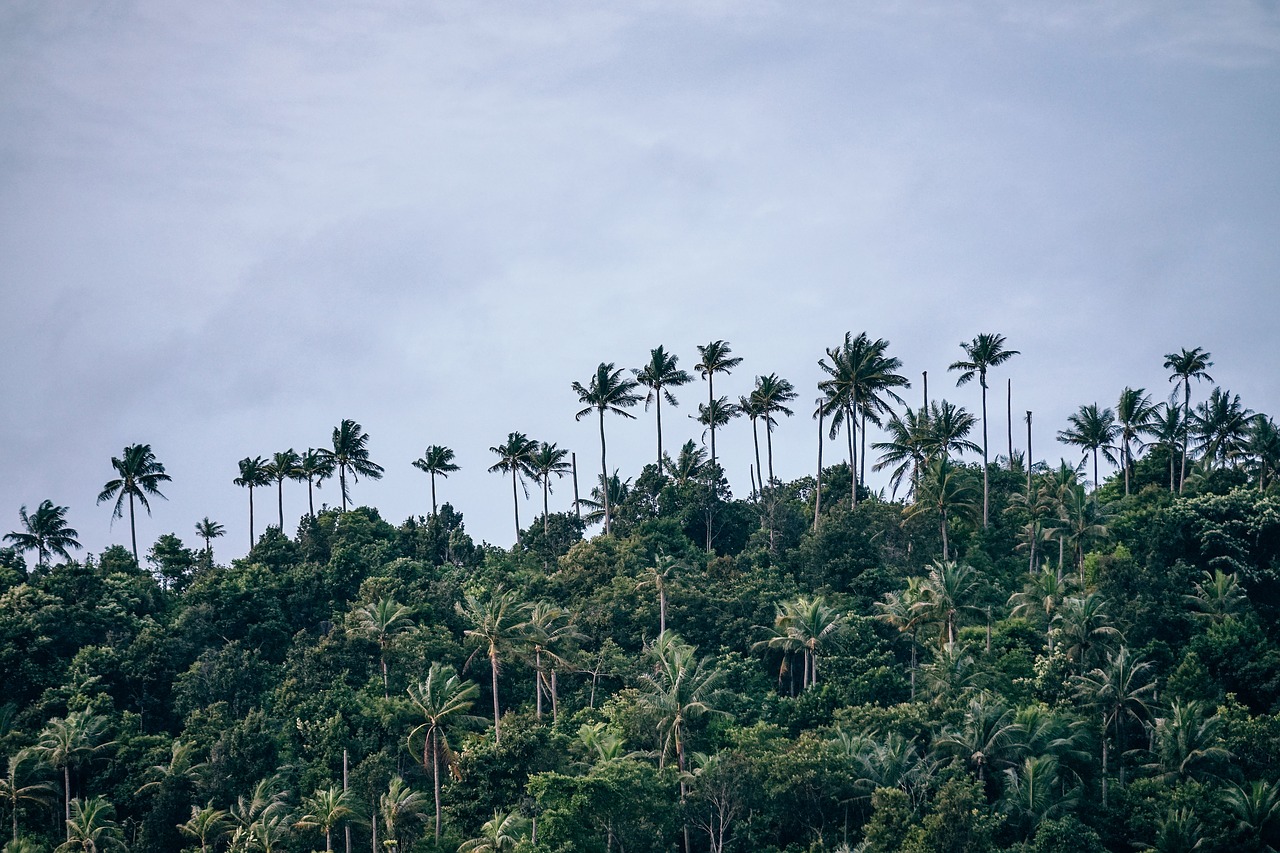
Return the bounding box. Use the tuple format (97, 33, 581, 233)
(2, 1, 1279, 563)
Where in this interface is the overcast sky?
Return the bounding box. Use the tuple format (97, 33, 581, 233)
(3, 1, 1278, 562)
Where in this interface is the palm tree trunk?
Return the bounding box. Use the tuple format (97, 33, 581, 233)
(1093, 448, 1100, 494)
(340, 467, 348, 511)
(751, 418, 763, 501)
(708, 375, 716, 465)
(846, 404, 857, 509)
(814, 409, 824, 531)
(1007, 378, 1013, 469)
(430, 472, 438, 517)
(307, 476, 316, 517)
(129, 490, 138, 563)
(860, 409, 868, 487)
(598, 409, 610, 535)
(656, 393, 664, 468)
(941, 508, 949, 561)
(766, 421, 775, 485)
(1180, 385, 1190, 493)
(64, 764, 71, 841)
(490, 649, 502, 744)
(542, 477, 550, 536)
(510, 469, 521, 546)
(277, 480, 284, 530)
(432, 733, 442, 842)
(981, 379, 990, 527)
(248, 487, 256, 548)
(535, 649, 544, 718)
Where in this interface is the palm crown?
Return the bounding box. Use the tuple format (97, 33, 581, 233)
(318, 419, 384, 511)
(4, 500, 81, 568)
(413, 444, 460, 517)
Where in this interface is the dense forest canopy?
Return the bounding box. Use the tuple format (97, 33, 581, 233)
(3, 335, 1280, 852)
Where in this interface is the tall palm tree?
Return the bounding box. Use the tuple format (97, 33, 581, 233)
(264, 449, 303, 531)
(193, 518, 224, 567)
(1, 750, 53, 844)
(639, 552, 686, 637)
(752, 373, 797, 485)
(318, 419, 384, 511)
(694, 341, 744, 465)
(572, 363, 643, 535)
(634, 345, 693, 468)
(96, 443, 171, 563)
(1147, 401, 1186, 492)
(1192, 387, 1254, 469)
(295, 786, 354, 853)
(378, 776, 427, 851)
(522, 602, 582, 720)
(913, 560, 982, 647)
(228, 777, 287, 853)
(738, 392, 766, 498)
(233, 456, 271, 549)
(1071, 646, 1156, 804)
(34, 711, 113, 840)
(1115, 387, 1157, 496)
(762, 596, 846, 688)
(458, 585, 529, 744)
(4, 501, 81, 568)
(576, 470, 631, 531)
(1248, 415, 1280, 492)
(949, 333, 1019, 527)
(408, 663, 481, 843)
(665, 440, 707, 486)
(875, 577, 929, 698)
(411, 445, 459, 517)
(695, 397, 740, 464)
(1053, 593, 1121, 668)
(1164, 346, 1214, 492)
(298, 448, 334, 517)
(529, 442, 571, 534)
(488, 432, 537, 545)
(921, 400, 982, 462)
(873, 407, 931, 500)
(350, 597, 413, 696)
(1057, 404, 1119, 492)
(907, 458, 980, 561)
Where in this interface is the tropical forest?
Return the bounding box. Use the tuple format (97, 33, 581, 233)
(4, 335, 1280, 853)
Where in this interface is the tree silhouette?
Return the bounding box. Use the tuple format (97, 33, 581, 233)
(193, 517, 224, 567)
(694, 341, 744, 465)
(318, 419, 384, 511)
(411, 445, 459, 518)
(572, 362, 642, 535)
(96, 443, 171, 563)
(1164, 346, 1214, 492)
(634, 345, 693, 468)
(4, 501, 80, 568)
(233, 456, 271, 548)
(488, 432, 537, 546)
(264, 449, 303, 531)
(950, 333, 1019, 527)
(529, 442, 571, 535)
(1057, 403, 1119, 492)
(407, 663, 481, 843)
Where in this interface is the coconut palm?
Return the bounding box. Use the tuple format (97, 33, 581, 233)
(193, 517, 224, 567)
(1008, 568, 1074, 651)
(873, 407, 931, 500)
(1001, 755, 1077, 839)
(178, 803, 231, 853)
(694, 341, 744, 465)
(1224, 779, 1280, 846)
(1193, 387, 1255, 469)
(1248, 415, 1280, 491)
(921, 400, 983, 462)
(764, 596, 846, 688)
(523, 601, 583, 720)
(379, 776, 427, 849)
(1057, 404, 1119, 492)
(349, 597, 413, 697)
(694, 397, 741, 467)
(576, 470, 631, 531)
(4, 501, 81, 568)
(633, 345, 693, 467)
(34, 712, 114, 840)
(1116, 387, 1157, 495)
(906, 458, 980, 561)
(1148, 700, 1232, 784)
(317, 419, 384, 511)
(738, 392, 766, 498)
(936, 693, 1022, 782)
(665, 440, 707, 486)
(1185, 569, 1247, 623)
(488, 432, 536, 546)
(752, 373, 797, 484)
(228, 777, 288, 853)
(458, 585, 529, 744)
(96, 443, 171, 562)
(913, 560, 983, 647)
(458, 809, 530, 853)
(1147, 401, 1187, 492)
(1072, 646, 1156, 804)
(57, 796, 124, 852)
(875, 577, 929, 698)
(263, 449, 302, 531)
(298, 448, 334, 517)
(529, 442, 571, 535)
(411, 445, 459, 517)
(949, 333, 1020, 526)
(1164, 346, 1214, 492)
(639, 552, 686, 637)
(233, 456, 271, 549)
(0, 750, 52, 844)
(573, 362, 643, 535)
(407, 663, 481, 842)
(295, 786, 354, 852)
(1053, 593, 1121, 668)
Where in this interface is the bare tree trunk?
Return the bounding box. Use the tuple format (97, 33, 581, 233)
(981, 379, 990, 527)
(572, 453, 580, 520)
(599, 410, 610, 535)
(814, 408, 824, 531)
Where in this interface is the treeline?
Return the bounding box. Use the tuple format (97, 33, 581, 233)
(2, 337, 1280, 852)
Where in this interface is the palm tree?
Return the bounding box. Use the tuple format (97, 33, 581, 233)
(1148, 700, 1232, 784)
(34, 711, 113, 840)
(572, 363, 643, 535)
(233, 456, 271, 548)
(1009, 568, 1074, 652)
(639, 552, 686, 636)
(1053, 593, 1121, 668)
(763, 596, 847, 688)
(523, 602, 582, 719)
(694, 341, 744, 465)
(296, 786, 354, 852)
(937, 693, 1021, 782)
(96, 443, 171, 562)
(1115, 387, 1157, 496)
(193, 517, 224, 567)
(949, 333, 1020, 527)
(458, 809, 530, 853)
(488, 432, 537, 545)
(1164, 346, 1214, 492)
(913, 560, 982, 647)
(1001, 755, 1076, 839)
(458, 585, 528, 744)
(1147, 401, 1186, 492)
(411, 445, 459, 517)
(738, 391, 766, 498)
(178, 804, 231, 853)
(4, 501, 81, 568)
(875, 577, 929, 699)
(529, 442, 571, 534)
(576, 470, 631, 531)
(318, 419, 384, 511)
(298, 448, 334, 517)
(695, 397, 741, 471)
(873, 407, 931, 500)
(1224, 779, 1280, 845)
(349, 597, 413, 697)
(407, 663, 481, 842)
(1072, 646, 1156, 804)
(0, 750, 52, 844)
(58, 796, 125, 852)
(921, 400, 983, 462)
(633, 345, 693, 467)
(1248, 415, 1280, 492)
(264, 449, 303, 531)
(1193, 387, 1254, 469)
(665, 440, 707, 486)
(907, 458, 980, 561)
(752, 373, 797, 485)
(1185, 569, 1247, 623)
(228, 777, 287, 853)
(379, 776, 427, 849)
(1057, 404, 1119, 492)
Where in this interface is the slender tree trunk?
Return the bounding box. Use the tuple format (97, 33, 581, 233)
(129, 490, 138, 563)
(708, 375, 716, 465)
(543, 476, 550, 536)
(248, 487, 255, 549)
(1123, 440, 1130, 496)
(511, 469, 521, 546)
(430, 472, 438, 517)
(1007, 378, 1013, 469)
(490, 649, 502, 744)
(847, 402, 857, 510)
(535, 649, 543, 719)
(980, 379, 990, 527)
(751, 418, 763, 501)
(656, 393, 664, 468)
(344, 749, 351, 853)
(941, 508, 949, 561)
(64, 764, 70, 840)
(308, 476, 316, 517)
(1180, 385, 1190, 493)
(340, 467, 348, 511)
(598, 409, 610, 535)
(277, 480, 284, 530)
(1100, 714, 1109, 808)
(572, 453, 580, 520)
(766, 421, 775, 484)
(1026, 411, 1033, 495)
(860, 409, 868, 487)
(1093, 448, 1100, 494)
(659, 583, 667, 635)
(814, 409, 824, 531)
